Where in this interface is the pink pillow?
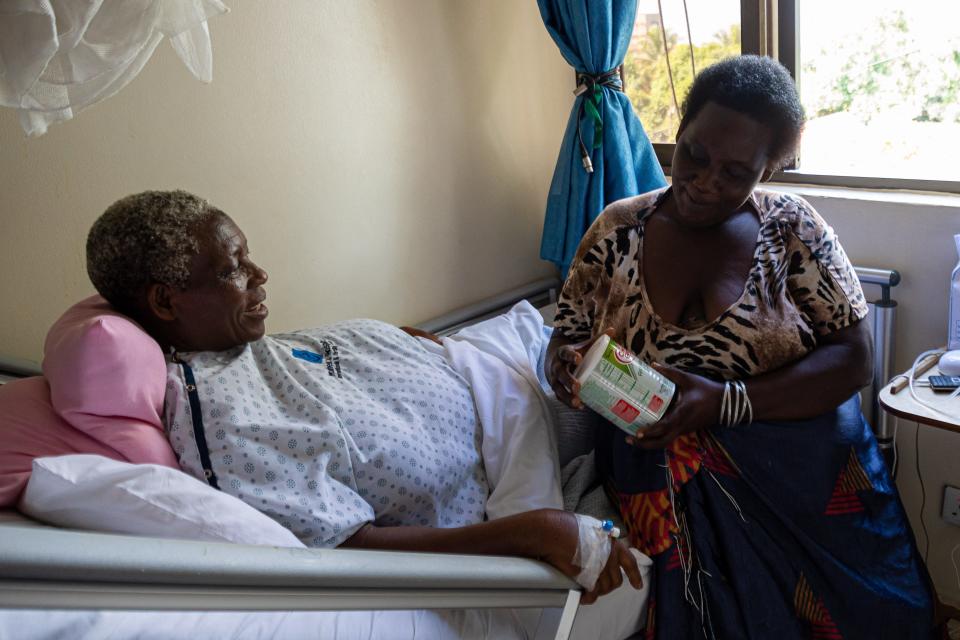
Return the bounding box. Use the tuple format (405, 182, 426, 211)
(42, 295, 178, 468)
(0, 377, 127, 505)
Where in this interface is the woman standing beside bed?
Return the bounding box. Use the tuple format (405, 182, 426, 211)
(546, 55, 934, 638)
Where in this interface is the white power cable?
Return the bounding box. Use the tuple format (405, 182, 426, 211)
(887, 351, 938, 479)
(907, 349, 960, 420)
(890, 349, 960, 478)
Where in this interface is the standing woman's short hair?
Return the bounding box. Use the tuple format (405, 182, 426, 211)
(680, 54, 805, 170)
(86, 190, 219, 314)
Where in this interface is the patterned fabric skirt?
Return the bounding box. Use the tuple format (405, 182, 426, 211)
(595, 394, 935, 640)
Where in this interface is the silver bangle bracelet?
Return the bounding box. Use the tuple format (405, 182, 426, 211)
(720, 379, 753, 427)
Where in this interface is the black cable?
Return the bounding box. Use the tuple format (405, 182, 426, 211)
(573, 68, 623, 173)
(681, 0, 696, 76)
(915, 422, 929, 561)
(656, 0, 681, 121)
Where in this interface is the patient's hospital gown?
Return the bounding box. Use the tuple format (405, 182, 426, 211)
(164, 319, 488, 547)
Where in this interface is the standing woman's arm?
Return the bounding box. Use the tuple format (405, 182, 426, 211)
(634, 198, 873, 449)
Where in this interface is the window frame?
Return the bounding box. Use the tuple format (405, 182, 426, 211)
(646, 0, 960, 194)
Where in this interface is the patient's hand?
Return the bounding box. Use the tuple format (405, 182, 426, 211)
(399, 326, 442, 344)
(538, 511, 643, 605)
(583, 539, 642, 604)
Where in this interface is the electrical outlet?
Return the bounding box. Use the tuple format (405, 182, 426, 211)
(943, 486, 960, 526)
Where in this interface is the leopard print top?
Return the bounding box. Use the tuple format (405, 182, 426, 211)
(555, 187, 868, 381)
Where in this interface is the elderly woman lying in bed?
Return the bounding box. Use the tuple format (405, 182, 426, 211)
(82, 189, 642, 606)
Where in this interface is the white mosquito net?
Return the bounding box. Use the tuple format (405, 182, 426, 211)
(0, 0, 228, 136)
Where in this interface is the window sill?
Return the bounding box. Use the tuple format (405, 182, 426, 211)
(764, 182, 960, 210)
(657, 148, 960, 199)
(664, 176, 960, 209)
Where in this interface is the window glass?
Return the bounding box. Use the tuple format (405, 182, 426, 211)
(625, 0, 741, 144)
(797, 0, 960, 181)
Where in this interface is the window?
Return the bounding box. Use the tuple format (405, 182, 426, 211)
(625, 0, 960, 192)
(626, 0, 741, 145)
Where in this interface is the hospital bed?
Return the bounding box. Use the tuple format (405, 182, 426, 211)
(0, 268, 899, 639)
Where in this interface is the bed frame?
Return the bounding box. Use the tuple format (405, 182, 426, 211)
(0, 510, 580, 637)
(0, 269, 900, 639)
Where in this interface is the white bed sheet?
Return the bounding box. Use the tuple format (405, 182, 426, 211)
(0, 608, 534, 640)
(0, 578, 648, 640)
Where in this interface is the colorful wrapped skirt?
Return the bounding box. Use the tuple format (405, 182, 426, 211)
(595, 395, 935, 639)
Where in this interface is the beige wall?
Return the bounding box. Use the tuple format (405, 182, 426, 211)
(0, 1, 567, 363)
(2, 0, 958, 610)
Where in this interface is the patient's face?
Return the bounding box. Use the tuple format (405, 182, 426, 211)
(170, 214, 269, 352)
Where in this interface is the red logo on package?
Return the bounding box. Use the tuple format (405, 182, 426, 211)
(612, 399, 640, 423)
(649, 395, 664, 413)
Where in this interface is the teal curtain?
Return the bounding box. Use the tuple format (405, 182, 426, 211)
(538, 0, 667, 276)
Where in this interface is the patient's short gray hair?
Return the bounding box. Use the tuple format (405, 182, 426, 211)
(86, 190, 219, 313)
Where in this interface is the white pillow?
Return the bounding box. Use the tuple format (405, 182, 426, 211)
(19, 454, 305, 548)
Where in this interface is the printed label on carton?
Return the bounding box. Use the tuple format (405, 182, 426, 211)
(649, 395, 664, 413)
(612, 399, 640, 422)
(577, 337, 676, 436)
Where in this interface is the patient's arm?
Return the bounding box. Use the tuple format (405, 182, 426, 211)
(399, 326, 442, 344)
(341, 508, 642, 604)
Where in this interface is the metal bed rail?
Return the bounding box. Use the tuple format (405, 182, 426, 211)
(0, 516, 581, 639)
(0, 355, 40, 378)
(853, 266, 900, 461)
(419, 277, 561, 336)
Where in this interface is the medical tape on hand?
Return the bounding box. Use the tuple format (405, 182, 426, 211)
(572, 514, 616, 591)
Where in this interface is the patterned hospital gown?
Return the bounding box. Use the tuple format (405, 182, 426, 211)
(164, 319, 488, 548)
